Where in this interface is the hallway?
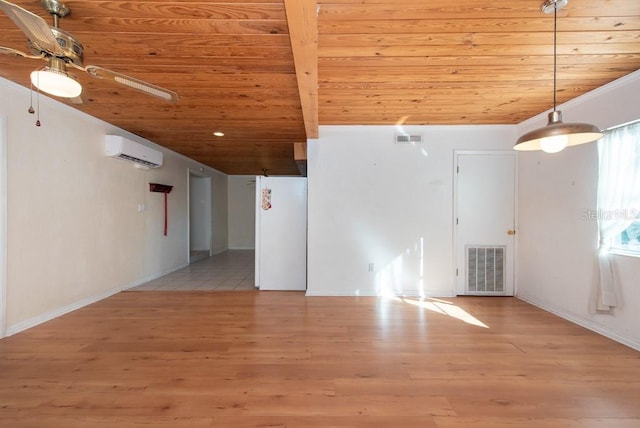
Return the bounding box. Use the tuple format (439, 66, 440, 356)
(132, 250, 255, 291)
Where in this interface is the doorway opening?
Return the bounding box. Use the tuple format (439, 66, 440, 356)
(188, 171, 212, 264)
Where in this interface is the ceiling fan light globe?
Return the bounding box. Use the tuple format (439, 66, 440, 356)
(30, 68, 82, 98)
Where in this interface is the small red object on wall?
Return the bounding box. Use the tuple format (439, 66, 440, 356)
(149, 183, 173, 236)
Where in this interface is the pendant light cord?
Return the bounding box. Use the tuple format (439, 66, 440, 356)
(553, 3, 558, 112)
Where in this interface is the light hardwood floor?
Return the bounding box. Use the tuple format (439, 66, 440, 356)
(0, 291, 639, 427)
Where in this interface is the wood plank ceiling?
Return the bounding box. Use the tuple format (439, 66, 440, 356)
(1, 0, 639, 175)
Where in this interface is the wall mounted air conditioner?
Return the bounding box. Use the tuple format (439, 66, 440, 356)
(105, 135, 163, 169)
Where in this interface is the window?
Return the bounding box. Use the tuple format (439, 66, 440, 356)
(613, 140, 640, 254)
(614, 218, 640, 253)
(597, 120, 640, 256)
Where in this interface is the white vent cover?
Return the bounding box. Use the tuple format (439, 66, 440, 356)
(105, 135, 163, 169)
(395, 134, 423, 144)
(467, 246, 505, 294)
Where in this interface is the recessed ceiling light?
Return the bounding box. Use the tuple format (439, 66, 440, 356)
(213, 131, 224, 137)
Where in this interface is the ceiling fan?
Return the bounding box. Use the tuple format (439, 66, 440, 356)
(0, 0, 178, 103)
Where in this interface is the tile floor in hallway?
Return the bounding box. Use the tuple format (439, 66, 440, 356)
(131, 250, 256, 291)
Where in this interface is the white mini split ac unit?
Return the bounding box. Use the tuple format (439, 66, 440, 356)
(105, 135, 163, 169)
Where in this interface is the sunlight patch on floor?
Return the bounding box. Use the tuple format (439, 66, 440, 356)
(399, 297, 489, 329)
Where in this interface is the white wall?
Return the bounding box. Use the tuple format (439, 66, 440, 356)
(516, 70, 640, 350)
(0, 78, 228, 335)
(228, 175, 256, 249)
(307, 125, 517, 296)
(211, 172, 229, 255)
(189, 174, 212, 253)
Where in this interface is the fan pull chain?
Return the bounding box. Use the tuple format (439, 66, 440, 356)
(35, 85, 41, 127)
(34, 73, 41, 127)
(28, 82, 35, 114)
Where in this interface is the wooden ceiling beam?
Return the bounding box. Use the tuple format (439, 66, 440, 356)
(284, 0, 319, 139)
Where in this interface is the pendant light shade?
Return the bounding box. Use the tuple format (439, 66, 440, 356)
(514, 0, 602, 153)
(30, 57, 82, 98)
(515, 111, 603, 152)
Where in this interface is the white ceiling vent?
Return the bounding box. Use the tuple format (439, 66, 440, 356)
(395, 134, 423, 144)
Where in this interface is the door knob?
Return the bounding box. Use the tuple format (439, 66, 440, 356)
(507, 230, 516, 235)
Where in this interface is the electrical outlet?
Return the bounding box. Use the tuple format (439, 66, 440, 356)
(368, 263, 375, 272)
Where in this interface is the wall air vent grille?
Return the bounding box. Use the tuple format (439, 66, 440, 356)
(116, 153, 158, 168)
(395, 134, 423, 144)
(467, 246, 505, 294)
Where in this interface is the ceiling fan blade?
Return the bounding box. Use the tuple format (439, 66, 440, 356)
(84, 65, 178, 103)
(0, 0, 63, 55)
(65, 93, 86, 105)
(0, 45, 45, 59)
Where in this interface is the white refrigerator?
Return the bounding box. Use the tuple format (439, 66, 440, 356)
(254, 176, 307, 291)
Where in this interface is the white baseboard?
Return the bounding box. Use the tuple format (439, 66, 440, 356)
(189, 252, 209, 264)
(6, 285, 121, 337)
(304, 291, 456, 298)
(517, 295, 640, 352)
(211, 246, 228, 256)
(121, 263, 189, 291)
(6, 263, 190, 336)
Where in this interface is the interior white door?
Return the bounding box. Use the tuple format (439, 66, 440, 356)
(455, 152, 516, 296)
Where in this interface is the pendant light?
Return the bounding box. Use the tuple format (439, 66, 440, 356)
(514, 0, 602, 153)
